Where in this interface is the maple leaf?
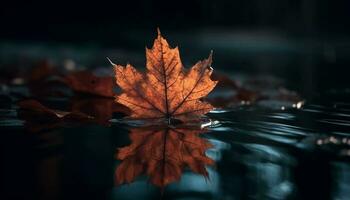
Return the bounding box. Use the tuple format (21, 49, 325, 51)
(110, 30, 218, 122)
(18, 98, 131, 132)
(29, 60, 57, 82)
(70, 97, 130, 123)
(115, 126, 214, 187)
(64, 71, 115, 97)
(18, 99, 94, 132)
(18, 100, 90, 120)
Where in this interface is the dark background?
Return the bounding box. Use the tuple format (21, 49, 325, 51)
(1, 0, 350, 95)
(1, 0, 350, 42)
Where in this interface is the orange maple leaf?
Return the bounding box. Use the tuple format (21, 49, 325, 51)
(115, 126, 214, 187)
(110, 29, 218, 122)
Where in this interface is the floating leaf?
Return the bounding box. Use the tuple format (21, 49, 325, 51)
(111, 30, 218, 123)
(70, 97, 130, 123)
(18, 99, 94, 132)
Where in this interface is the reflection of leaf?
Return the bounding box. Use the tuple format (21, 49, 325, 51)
(115, 126, 214, 187)
(64, 71, 115, 97)
(111, 30, 217, 122)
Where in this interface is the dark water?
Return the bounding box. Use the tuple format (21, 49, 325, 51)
(1, 88, 350, 200)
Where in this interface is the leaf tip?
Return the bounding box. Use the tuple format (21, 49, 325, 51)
(157, 27, 161, 36)
(107, 57, 116, 66)
(208, 51, 214, 70)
